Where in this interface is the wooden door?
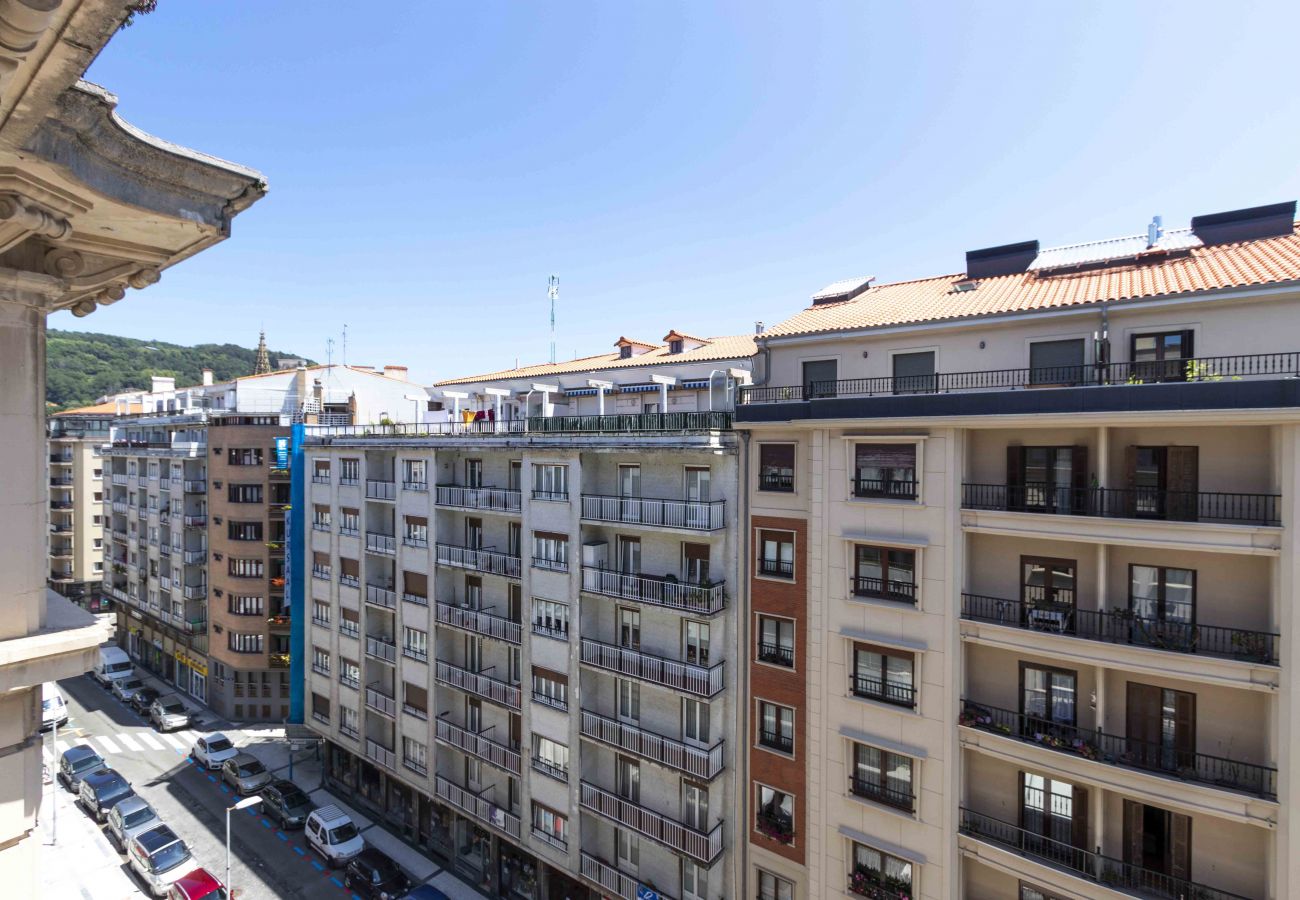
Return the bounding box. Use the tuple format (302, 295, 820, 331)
(1166, 446, 1199, 521)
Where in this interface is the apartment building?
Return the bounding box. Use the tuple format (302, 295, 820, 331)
(48, 402, 127, 611)
(301, 333, 753, 898)
(734, 201, 1300, 900)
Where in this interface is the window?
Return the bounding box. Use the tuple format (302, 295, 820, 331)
(339, 508, 359, 535)
(311, 693, 330, 724)
(756, 785, 794, 843)
(1125, 445, 1199, 521)
(338, 658, 360, 688)
(757, 616, 795, 667)
(402, 459, 427, 488)
(852, 546, 916, 604)
(313, 505, 331, 530)
(312, 600, 330, 626)
(617, 679, 639, 722)
(339, 706, 358, 736)
(758, 530, 794, 578)
(892, 350, 935, 394)
(758, 443, 795, 492)
(850, 742, 914, 811)
(228, 448, 263, 466)
(531, 735, 569, 781)
(850, 841, 913, 899)
(312, 647, 330, 676)
(228, 484, 263, 504)
(1021, 664, 1077, 731)
(1019, 884, 1067, 900)
(1131, 330, 1194, 383)
(229, 595, 264, 616)
(802, 359, 837, 399)
(227, 521, 263, 541)
(683, 620, 710, 665)
(851, 644, 915, 707)
(682, 542, 710, 584)
(682, 859, 707, 900)
(619, 345, 632, 359)
(531, 803, 567, 848)
(531, 532, 568, 571)
(757, 870, 794, 900)
(1006, 445, 1088, 514)
(532, 464, 568, 500)
(402, 626, 428, 662)
(1129, 563, 1195, 628)
(228, 632, 264, 654)
(92, 561, 103, 574)
(402, 737, 428, 775)
(1022, 773, 1088, 855)
(757, 701, 794, 753)
(93, 467, 102, 479)
(1127, 682, 1196, 773)
(669, 338, 683, 354)
(339, 458, 360, 485)
(1029, 338, 1086, 385)
(93, 537, 103, 550)
(403, 516, 428, 547)
(403, 683, 428, 718)
(532, 598, 569, 639)
(683, 698, 710, 746)
(853, 444, 917, 499)
(531, 667, 567, 710)
(228, 558, 264, 578)
(312, 459, 330, 483)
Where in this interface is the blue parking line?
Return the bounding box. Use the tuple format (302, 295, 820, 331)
(207, 774, 217, 782)
(246, 806, 258, 816)
(293, 846, 306, 856)
(329, 876, 344, 888)
(261, 818, 272, 829)
(276, 831, 288, 841)
(219, 784, 230, 794)
(310, 859, 324, 872)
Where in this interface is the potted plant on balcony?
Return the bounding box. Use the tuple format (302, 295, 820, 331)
(848, 866, 912, 899)
(756, 811, 795, 844)
(1230, 630, 1270, 663)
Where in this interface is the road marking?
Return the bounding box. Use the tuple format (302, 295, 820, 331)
(208, 774, 218, 783)
(177, 729, 200, 744)
(276, 830, 288, 841)
(293, 846, 306, 856)
(74, 737, 102, 754)
(159, 732, 185, 749)
(95, 735, 122, 754)
(115, 733, 143, 752)
(136, 732, 165, 751)
(329, 876, 344, 888)
(310, 859, 325, 872)
(260, 817, 272, 828)
(54, 740, 69, 754)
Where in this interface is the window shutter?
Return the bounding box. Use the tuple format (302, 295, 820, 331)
(1126, 683, 1159, 765)
(1006, 446, 1025, 511)
(1123, 799, 1144, 865)
(855, 444, 916, 469)
(1170, 812, 1192, 881)
(1166, 446, 1200, 521)
(1071, 784, 1089, 851)
(1123, 446, 1138, 516)
(1071, 446, 1090, 514)
(1174, 690, 1197, 765)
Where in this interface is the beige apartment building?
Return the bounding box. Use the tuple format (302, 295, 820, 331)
(734, 202, 1300, 900)
(303, 333, 753, 899)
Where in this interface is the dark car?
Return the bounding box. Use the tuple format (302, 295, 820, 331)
(58, 744, 107, 792)
(78, 767, 135, 821)
(342, 848, 412, 900)
(131, 687, 161, 715)
(261, 780, 313, 829)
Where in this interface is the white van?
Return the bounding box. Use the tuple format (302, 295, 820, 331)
(304, 805, 364, 867)
(41, 682, 67, 730)
(94, 646, 134, 687)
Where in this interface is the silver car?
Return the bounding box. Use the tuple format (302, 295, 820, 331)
(148, 694, 191, 732)
(106, 795, 161, 852)
(221, 753, 271, 795)
(111, 676, 147, 705)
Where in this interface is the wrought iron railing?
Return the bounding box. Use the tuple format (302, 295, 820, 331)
(852, 477, 917, 500)
(850, 672, 916, 708)
(304, 411, 733, 440)
(758, 558, 794, 579)
(757, 641, 794, 667)
(435, 543, 522, 578)
(961, 483, 1281, 526)
(434, 485, 522, 513)
(850, 575, 917, 604)
(848, 775, 914, 812)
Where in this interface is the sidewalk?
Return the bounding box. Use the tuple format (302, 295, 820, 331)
(37, 775, 141, 900)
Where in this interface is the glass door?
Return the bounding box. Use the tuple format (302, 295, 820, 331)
(616, 757, 640, 803)
(684, 466, 710, 528)
(1021, 557, 1076, 632)
(618, 608, 640, 650)
(618, 465, 641, 523)
(1021, 665, 1077, 736)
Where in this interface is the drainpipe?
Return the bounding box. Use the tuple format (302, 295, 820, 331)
(737, 426, 753, 900)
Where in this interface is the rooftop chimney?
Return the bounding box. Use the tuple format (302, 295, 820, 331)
(201, 368, 214, 386)
(1146, 215, 1163, 248)
(149, 375, 175, 395)
(755, 321, 765, 334)
(1191, 200, 1296, 246)
(965, 240, 1040, 279)
(383, 365, 408, 382)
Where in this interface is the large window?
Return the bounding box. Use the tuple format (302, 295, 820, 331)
(1129, 564, 1195, 626)
(403, 516, 428, 547)
(852, 644, 915, 707)
(310, 693, 330, 724)
(532, 598, 569, 639)
(758, 870, 794, 900)
(531, 735, 569, 781)
(892, 350, 935, 394)
(339, 458, 360, 485)
(1007, 446, 1087, 514)
(311, 647, 330, 676)
(228, 632, 264, 654)
(228, 483, 263, 504)
(228, 521, 263, 541)
(532, 668, 567, 710)
(402, 627, 428, 662)
(229, 595, 264, 616)
(532, 464, 568, 500)
(757, 615, 795, 667)
(229, 558, 265, 578)
(802, 359, 837, 399)
(758, 530, 795, 579)
(311, 459, 330, 483)
(531, 532, 569, 571)
(852, 545, 916, 604)
(228, 448, 263, 466)
(1131, 330, 1194, 383)
(402, 737, 428, 775)
(402, 459, 427, 489)
(850, 743, 914, 812)
(850, 842, 913, 899)
(758, 444, 795, 492)
(853, 444, 917, 499)
(757, 700, 794, 754)
(339, 508, 359, 535)
(756, 785, 795, 844)
(1029, 338, 1086, 385)
(531, 803, 568, 849)
(312, 505, 331, 530)
(1021, 664, 1077, 731)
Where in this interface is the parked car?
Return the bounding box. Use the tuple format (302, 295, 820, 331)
(190, 733, 238, 771)
(41, 682, 68, 730)
(131, 687, 161, 715)
(261, 779, 313, 829)
(304, 805, 364, 867)
(220, 753, 271, 795)
(166, 867, 226, 900)
(107, 796, 161, 852)
(128, 825, 195, 897)
(93, 645, 134, 687)
(78, 768, 135, 822)
(112, 676, 147, 705)
(149, 694, 192, 732)
(57, 744, 107, 792)
(342, 848, 412, 900)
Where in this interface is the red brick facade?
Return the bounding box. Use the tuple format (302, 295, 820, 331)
(748, 514, 808, 865)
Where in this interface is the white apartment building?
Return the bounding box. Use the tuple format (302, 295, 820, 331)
(734, 201, 1300, 900)
(302, 333, 753, 898)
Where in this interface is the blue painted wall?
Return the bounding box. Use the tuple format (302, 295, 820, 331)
(287, 422, 306, 723)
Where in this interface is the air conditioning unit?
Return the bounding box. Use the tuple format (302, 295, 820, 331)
(582, 541, 608, 568)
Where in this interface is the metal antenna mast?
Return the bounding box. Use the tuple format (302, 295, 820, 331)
(342, 324, 348, 367)
(326, 337, 335, 368)
(548, 275, 559, 364)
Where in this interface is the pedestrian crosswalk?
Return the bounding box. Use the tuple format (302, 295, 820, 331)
(45, 727, 214, 764)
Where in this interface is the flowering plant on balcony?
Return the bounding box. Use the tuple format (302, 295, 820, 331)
(1070, 737, 1100, 760)
(269, 577, 286, 588)
(267, 614, 290, 626)
(755, 810, 795, 844)
(848, 866, 912, 899)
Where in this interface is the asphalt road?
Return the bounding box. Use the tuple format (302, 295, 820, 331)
(48, 674, 364, 900)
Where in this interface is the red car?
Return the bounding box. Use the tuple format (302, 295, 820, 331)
(167, 868, 226, 900)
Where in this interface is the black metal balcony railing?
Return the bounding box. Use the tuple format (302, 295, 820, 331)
(961, 483, 1281, 527)
(756, 642, 794, 667)
(580, 781, 723, 865)
(848, 775, 915, 812)
(581, 567, 726, 615)
(758, 558, 794, 579)
(531, 755, 568, 783)
(758, 729, 794, 754)
(434, 485, 522, 513)
(959, 807, 1251, 900)
(435, 543, 522, 579)
(847, 867, 914, 900)
(758, 471, 795, 492)
(581, 495, 726, 531)
(850, 672, 916, 708)
(960, 699, 1276, 799)
(741, 351, 1300, 404)
(755, 808, 795, 844)
(580, 709, 725, 780)
(850, 575, 917, 605)
(960, 593, 1279, 665)
(305, 411, 732, 439)
(852, 477, 918, 500)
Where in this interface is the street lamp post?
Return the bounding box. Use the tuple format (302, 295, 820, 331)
(226, 795, 262, 895)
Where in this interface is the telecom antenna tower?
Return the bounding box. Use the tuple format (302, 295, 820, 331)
(548, 275, 559, 364)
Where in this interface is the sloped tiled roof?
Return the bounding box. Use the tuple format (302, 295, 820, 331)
(435, 334, 758, 386)
(54, 400, 142, 415)
(764, 223, 1300, 340)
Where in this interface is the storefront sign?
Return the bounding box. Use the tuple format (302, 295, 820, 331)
(173, 649, 209, 678)
(275, 436, 290, 469)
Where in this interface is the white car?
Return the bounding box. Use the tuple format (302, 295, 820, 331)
(190, 733, 238, 771)
(305, 805, 364, 868)
(127, 824, 194, 897)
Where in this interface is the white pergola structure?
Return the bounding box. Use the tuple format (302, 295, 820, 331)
(649, 372, 677, 411)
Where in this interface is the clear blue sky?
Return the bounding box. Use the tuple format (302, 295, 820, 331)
(60, 1, 1300, 383)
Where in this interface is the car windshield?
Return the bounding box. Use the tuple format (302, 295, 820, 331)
(71, 755, 104, 773)
(162, 702, 184, 714)
(192, 888, 229, 900)
(123, 806, 156, 829)
(207, 738, 233, 753)
(238, 760, 265, 776)
(122, 680, 143, 690)
(328, 822, 358, 843)
(42, 697, 59, 711)
(150, 840, 190, 873)
(101, 780, 132, 802)
(282, 789, 309, 808)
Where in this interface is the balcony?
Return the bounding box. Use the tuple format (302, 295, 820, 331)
(305, 411, 733, 440)
(579, 853, 677, 900)
(269, 652, 289, 669)
(580, 638, 724, 698)
(112, 501, 128, 514)
(960, 593, 1279, 666)
(364, 532, 395, 555)
(580, 709, 724, 780)
(434, 601, 521, 644)
(850, 574, 917, 606)
(849, 671, 916, 709)
(435, 719, 521, 775)
(364, 686, 396, 717)
(435, 542, 521, 579)
(531, 555, 568, 573)
(183, 515, 207, 527)
(365, 635, 397, 663)
(365, 584, 396, 609)
(435, 660, 521, 710)
(960, 700, 1276, 799)
(581, 567, 726, 615)
(402, 479, 428, 492)
(183, 480, 206, 493)
(183, 584, 206, 601)
(961, 483, 1280, 527)
(958, 807, 1249, 900)
(112, 474, 128, 485)
(364, 738, 395, 770)
(581, 495, 726, 532)
(579, 781, 722, 865)
(365, 479, 396, 501)
(848, 774, 914, 813)
(435, 775, 521, 841)
(434, 485, 522, 513)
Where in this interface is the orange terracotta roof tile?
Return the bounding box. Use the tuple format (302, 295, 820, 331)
(764, 223, 1300, 340)
(54, 400, 142, 415)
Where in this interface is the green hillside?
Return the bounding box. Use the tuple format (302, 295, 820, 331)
(47, 329, 315, 411)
